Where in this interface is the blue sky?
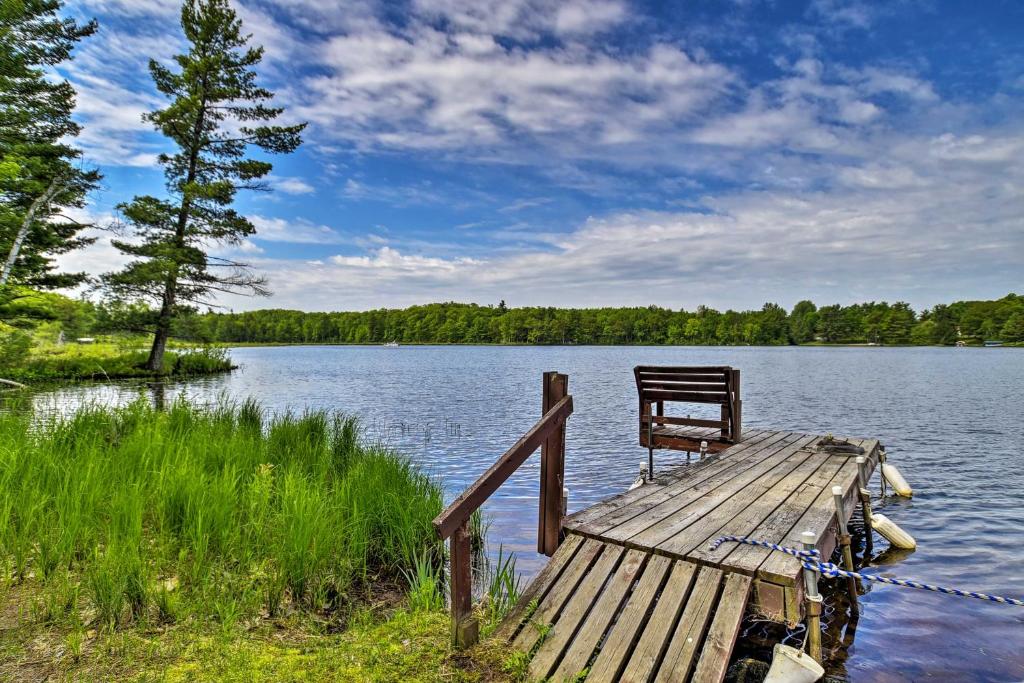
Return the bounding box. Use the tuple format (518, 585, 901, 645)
(59, 0, 1024, 311)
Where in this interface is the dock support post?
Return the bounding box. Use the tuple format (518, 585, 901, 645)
(879, 449, 887, 497)
(539, 372, 568, 556)
(856, 456, 874, 557)
(801, 530, 823, 663)
(451, 521, 478, 648)
(832, 485, 859, 612)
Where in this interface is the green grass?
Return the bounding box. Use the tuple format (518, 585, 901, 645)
(0, 399, 444, 627)
(0, 399, 529, 680)
(0, 338, 234, 382)
(0, 599, 498, 682)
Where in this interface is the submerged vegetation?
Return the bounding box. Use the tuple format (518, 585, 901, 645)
(0, 398, 523, 680)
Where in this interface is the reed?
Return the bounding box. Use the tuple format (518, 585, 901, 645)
(0, 398, 444, 629)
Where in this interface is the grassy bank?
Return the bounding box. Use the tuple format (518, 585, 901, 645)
(0, 399, 517, 680)
(0, 335, 234, 383)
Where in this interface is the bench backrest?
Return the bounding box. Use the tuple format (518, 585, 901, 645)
(634, 366, 741, 444)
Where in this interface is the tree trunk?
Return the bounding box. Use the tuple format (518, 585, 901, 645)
(0, 176, 62, 287)
(147, 86, 207, 372)
(146, 281, 176, 372)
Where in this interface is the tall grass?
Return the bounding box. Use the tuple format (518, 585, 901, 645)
(0, 398, 443, 629)
(0, 342, 234, 382)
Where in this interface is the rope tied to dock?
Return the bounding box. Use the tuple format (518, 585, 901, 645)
(709, 535, 1024, 607)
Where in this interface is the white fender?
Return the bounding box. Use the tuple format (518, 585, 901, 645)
(871, 513, 916, 549)
(881, 463, 912, 497)
(764, 643, 824, 683)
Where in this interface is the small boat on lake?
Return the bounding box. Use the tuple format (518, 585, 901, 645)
(383, 340, 400, 348)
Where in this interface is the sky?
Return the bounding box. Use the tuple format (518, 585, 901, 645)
(58, 0, 1024, 312)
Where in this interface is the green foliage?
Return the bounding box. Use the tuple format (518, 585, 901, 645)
(0, 340, 234, 381)
(0, 399, 444, 629)
(480, 545, 522, 636)
(999, 311, 1024, 342)
(404, 551, 445, 613)
(0, 0, 100, 290)
(102, 0, 305, 372)
(0, 326, 31, 366)
(177, 293, 1024, 346)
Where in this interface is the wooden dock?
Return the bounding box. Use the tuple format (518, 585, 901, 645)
(493, 428, 878, 681)
(433, 370, 880, 681)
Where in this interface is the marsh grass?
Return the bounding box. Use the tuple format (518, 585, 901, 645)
(0, 339, 234, 382)
(0, 398, 444, 631)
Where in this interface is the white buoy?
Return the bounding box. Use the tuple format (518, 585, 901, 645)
(881, 463, 913, 497)
(871, 513, 916, 549)
(764, 643, 824, 683)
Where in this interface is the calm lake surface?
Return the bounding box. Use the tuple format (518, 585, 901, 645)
(30, 345, 1024, 681)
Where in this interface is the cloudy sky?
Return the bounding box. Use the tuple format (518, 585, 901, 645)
(60, 0, 1023, 312)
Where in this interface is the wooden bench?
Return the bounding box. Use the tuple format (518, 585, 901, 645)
(634, 365, 741, 476)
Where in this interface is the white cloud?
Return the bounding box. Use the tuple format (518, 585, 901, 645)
(271, 176, 316, 195)
(294, 28, 732, 155)
(201, 125, 1024, 311)
(410, 0, 627, 40)
(249, 215, 348, 244)
(330, 246, 479, 272)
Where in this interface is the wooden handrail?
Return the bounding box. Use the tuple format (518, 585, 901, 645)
(432, 393, 573, 541)
(432, 371, 573, 648)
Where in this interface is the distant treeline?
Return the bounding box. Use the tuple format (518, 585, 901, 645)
(160, 294, 1024, 346)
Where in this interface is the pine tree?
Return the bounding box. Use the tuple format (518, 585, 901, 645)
(102, 0, 305, 371)
(0, 0, 99, 291)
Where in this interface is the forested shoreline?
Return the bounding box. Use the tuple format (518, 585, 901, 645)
(171, 294, 1024, 347)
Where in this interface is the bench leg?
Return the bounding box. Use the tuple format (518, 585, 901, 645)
(647, 415, 655, 480)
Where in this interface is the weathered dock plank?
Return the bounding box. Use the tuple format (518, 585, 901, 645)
(619, 559, 699, 683)
(527, 544, 624, 679)
(498, 426, 879, 680)
(653, 566, 722, 682)
(564, 429, 776, 534)
(585, 554, 674, 683)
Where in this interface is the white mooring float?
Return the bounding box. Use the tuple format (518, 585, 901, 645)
(871, 512, 916, 549)
(881, 461, 913, 497)
(764, 643, 824, 683)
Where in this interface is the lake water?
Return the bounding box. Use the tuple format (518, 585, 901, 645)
(29, 345, 1024, 682)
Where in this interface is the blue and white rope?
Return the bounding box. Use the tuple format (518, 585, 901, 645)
(710, 535, 1024, 608)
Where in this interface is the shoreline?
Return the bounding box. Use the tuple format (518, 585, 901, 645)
(210, 340, 1018, 349)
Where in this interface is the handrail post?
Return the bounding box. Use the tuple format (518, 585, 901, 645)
(432, 372, 573, 648)
(538, 371, 568, 556)
(450, 520, 478, 648)
(731, 368, 742, 442)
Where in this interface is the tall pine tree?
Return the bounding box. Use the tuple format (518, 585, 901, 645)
(0, 0, 99, 292)
(103, 0, 305, 371)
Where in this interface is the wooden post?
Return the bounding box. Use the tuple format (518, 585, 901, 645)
(451, 521, 478, 648)
(538, 372, 568, 556)
(731, 369, 742, 442)
(832, 485, 859, 611)
(856, 456, 874, 557)
(801, 530, 823, 663)
(879, 448, 887, 497)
